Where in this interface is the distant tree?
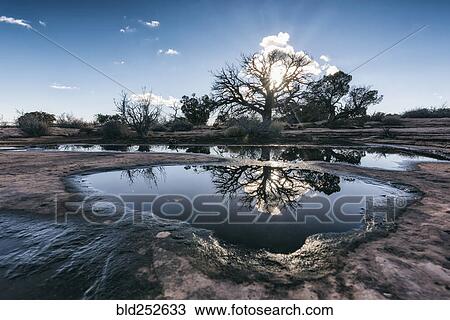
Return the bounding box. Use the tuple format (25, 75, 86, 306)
(212, 49, 314, 126)
(339, 86, 383, 119)
(180, 94, 216, 125)
(301, 71, 352, 122)
(114, 90, 161, 138)
(95, 113, 122, 124)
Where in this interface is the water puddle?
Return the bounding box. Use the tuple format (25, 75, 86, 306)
(20, 144, 445, 170)
(83, 164, 410, 253)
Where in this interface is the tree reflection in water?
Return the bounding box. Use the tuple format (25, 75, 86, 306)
(204, 165, 340, 214)
(121, 167, 166, 187)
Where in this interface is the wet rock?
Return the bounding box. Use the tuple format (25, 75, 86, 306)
(156, 231, 171, 239)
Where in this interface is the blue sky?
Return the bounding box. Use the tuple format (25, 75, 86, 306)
(1, 0, 449, 121)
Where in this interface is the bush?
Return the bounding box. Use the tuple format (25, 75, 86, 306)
(368, 112, 386, 122)
(224, 126, 245, 137)
(167, 118, 194, 131)
(402, 105, 450, 118)
(381, 115, 402, 126)
(101, 121, 130, 139)
(56, 113, 89, 129)
(17, 111, 55, 125)
(18, 116, 50, 136)
(381, 127, 396, 139)
(224, 117, 282, 140)
(95, 113, 122, 124)
(17, 112, 55, 136)
(151, 123, 168, 132)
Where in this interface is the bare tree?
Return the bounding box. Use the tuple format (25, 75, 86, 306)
(212, 50, 314, 125)
(114, 90, 161, 138)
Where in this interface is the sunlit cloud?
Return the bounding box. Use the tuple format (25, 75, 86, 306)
(119, 26, 135, 33)
(258, 32, 322, 85)
(113, 60, 126, 65)
(325, 65, 339, 75)
(0, 16, 32, 29)
(50, 83, 79, 90)
(140, 20, 160, 28)
(131, 92, 178, 107)
(259, 32, 294, 54)
(38, 20, 47, 27)
(320, 55, 330, 62)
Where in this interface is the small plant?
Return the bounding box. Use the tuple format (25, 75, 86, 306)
(101, 120, 130, 139)
(56, 113, 88, 129)
(381, 127, 396, 139)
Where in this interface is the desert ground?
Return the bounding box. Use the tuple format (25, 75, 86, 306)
(0, 119, 449, 299)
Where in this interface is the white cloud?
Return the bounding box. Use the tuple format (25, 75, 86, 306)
(50, 83, 79, 90)
(259, 32, 294, 54)
(113, 60, 125, 65)
(258, 32, 322, 77)
(165, 48, 179, 55)
(325, 65, 339, 75)
(0, 16, 32, 29)
(131, 92, 178, 107)
(320, 55, 330, 62)
(259, 32, 343, 78)
(119, 26, 135, 33)
(141, 20, 160, 28)
(158, 48, 180, 55)
(38, 20, 47, 27)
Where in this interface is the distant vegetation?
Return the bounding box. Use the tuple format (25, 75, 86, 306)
(401, 104, 450, 118)
(6, 49, 449, 140)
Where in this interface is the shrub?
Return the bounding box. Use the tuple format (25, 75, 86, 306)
(56, 113, 89, 129)
(369, 112, 386, 122)
(95, 113, 122, 124)
(224, 117, 282, 140)
(224, 126, 245, 137)
(402, 105, 450, 118)
(101, 121, 130, 139)
(167, 118, 194, 131)
(381, 115, 402, 126)
(17, 111, 55, 125)
(381, 127, 396, 139)
(151, 123, 168, 132)
(17, 112, 55, 136)
(17, 116, 50, 136)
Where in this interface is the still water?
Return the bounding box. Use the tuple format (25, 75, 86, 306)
(23, 144, 445, 170)
(83, 164, 409, 253)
